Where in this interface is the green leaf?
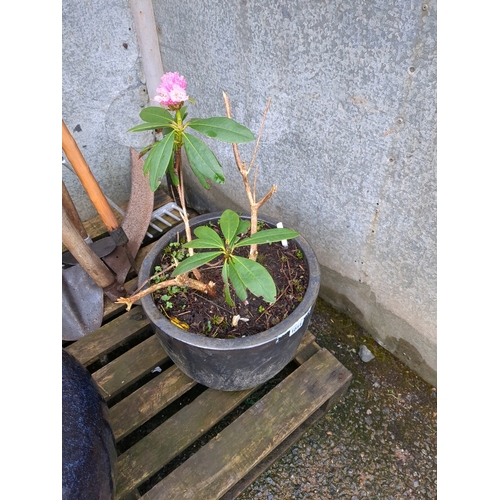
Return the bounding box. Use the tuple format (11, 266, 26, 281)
(142, 131, 175, 191)
(234, 228, 299, 247)
(219, 210, 241, 245)
(227, 259, 249, 302)
(183, 132, 225, 189)
(184, 226, 224, 250)
(188, 117, 255, 143)
(230, 256, 277, 303)
(140, 107, 175, 124)
(222, 262, 235, 306)
(128, 123, 174, 133)
(127, 107, 175, 133)
(237, 219, 251, 235)
(171, 251, 222, 277)
(139, 143, 155, 161)
(183, 238, 223, 250)
(165, 152, 178, 186)
(228, 218, 252, 247)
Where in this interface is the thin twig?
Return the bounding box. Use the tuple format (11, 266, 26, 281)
(248, 97, 272, 174)
(133, 265, 176, 295)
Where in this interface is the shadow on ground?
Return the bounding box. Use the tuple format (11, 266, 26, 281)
(238, 297, 437, 500)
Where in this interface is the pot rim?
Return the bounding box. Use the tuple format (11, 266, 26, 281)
(139, 211, 320, 352)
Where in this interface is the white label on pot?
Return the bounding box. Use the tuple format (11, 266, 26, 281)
(288, 307, 311, 337)
(277, 222, 288, 248)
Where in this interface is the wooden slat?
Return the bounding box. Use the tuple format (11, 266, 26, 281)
(141, 348, 345, 500)
(293, 330, 318, 364)
(221, 365, 353, 499)
(109, 330, 317, 444)
(113, 330, 320, 496)
(221, 402, 331, 500)
(115, 387, 258, 498)
(93, 335, 169, 401)
(110, 365, 196, 442)
(65, 306, 150, 366)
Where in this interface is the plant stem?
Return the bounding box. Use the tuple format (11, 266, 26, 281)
(174, 148, 193, 251)
(116, 275, 215, 311)
(172, 129, 202, 280)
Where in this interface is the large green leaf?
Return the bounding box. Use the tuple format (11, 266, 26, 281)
(188, 117, 255, 143)
(234, 227, 299, 247)
(183, 132, 225, 189)
(171, 251, 222, 277)
(227, 258, 249, 302)
(142, 131, 175, 191)
(229, 256, 277, 303)
(128, 123, 174, 133)
(184, 226, 224, 250)
(127, 107, 175, 133)
(219, 209, 241, 245)
(139, 106, 175, 124)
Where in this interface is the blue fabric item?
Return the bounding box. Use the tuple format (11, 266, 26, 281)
(62, 349, 116, 499)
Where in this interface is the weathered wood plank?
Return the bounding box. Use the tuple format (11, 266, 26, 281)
(115, 386, 258, 498)
(141, 348, 346, 500)
(113, 330, 319, 496)
(110, 364, 196, 442)
(293, 330, 319, 364)
(65, 306, 150, 366)
(222, 367, 353, 500)
(221, 401, 330, 500)
(92, 335, 169, 401)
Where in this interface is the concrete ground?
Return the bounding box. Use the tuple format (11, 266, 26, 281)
(237, 297, 437, 499)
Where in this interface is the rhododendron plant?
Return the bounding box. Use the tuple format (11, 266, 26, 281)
(117, 71, 300, 311)
(128, 71, 256, 251)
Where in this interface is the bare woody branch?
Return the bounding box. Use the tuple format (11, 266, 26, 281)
(222, 92, 277, 260)
(116, 276, 216, 311)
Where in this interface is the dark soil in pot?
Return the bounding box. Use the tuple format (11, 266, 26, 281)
(150, 220, 309, 339)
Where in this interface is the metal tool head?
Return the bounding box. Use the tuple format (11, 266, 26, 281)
(62, 264, 104, 341)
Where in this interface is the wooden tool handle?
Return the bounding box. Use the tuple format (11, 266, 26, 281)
(62, 181, 87, 240)
(62, 120, 119, 232)
(62, 207, 115, 289)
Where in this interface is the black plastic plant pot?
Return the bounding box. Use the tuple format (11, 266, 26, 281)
(138, 212, 321, 391)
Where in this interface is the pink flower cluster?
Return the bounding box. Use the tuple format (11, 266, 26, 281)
(153, 72, 189, 107)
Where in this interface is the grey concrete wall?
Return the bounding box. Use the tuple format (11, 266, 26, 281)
(62, 0, 437, 385)
(62, 0, 154, 221)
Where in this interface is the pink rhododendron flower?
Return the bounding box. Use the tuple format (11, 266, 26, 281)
(153, 72, 189, 107)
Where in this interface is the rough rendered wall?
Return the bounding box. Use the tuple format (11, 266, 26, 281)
(153, 0, 437, 385)
(62, 0, 153, 221)
(62, 0, 437, 385)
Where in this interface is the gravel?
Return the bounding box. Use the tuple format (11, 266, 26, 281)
(237, 297, 437, 500)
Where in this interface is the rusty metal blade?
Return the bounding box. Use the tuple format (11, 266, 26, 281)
(102, 148, 154, 287)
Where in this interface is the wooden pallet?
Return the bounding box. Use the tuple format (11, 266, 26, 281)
(63, 197, 353, 500)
